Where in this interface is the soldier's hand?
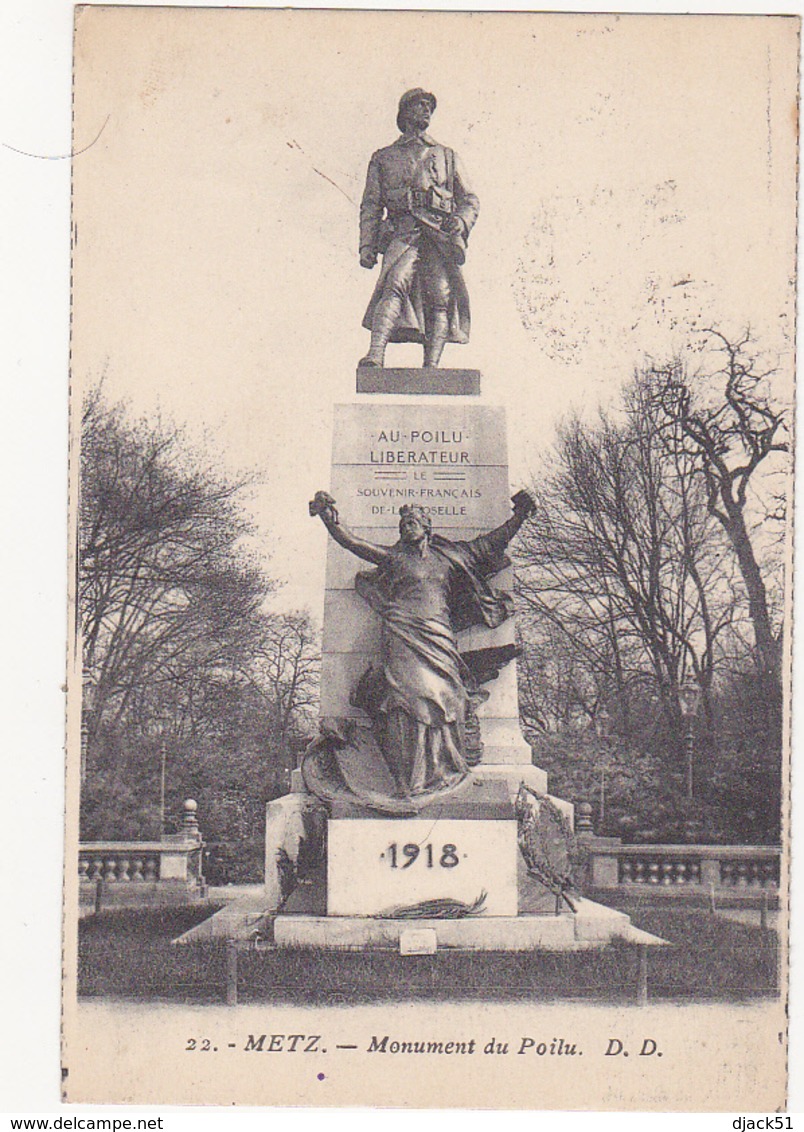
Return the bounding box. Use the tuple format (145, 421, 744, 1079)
(444, 216, 466, 238)
(360, 248, 377, 269)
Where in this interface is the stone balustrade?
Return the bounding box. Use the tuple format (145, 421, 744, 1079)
(78, 840, 204, 883)
(79, 800, 207, 909)
(79, 847, 163, 884)
(585, 843, 780, 893)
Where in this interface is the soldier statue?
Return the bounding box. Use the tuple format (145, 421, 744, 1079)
(358, 89, 479, 370)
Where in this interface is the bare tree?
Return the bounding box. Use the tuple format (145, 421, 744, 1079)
(78, 392, 325, 867)
(515, 335, 786, 839)
(516, 379, 738, 742)
(79, 391, 273, 764)
(243, 611, 320, 756)
(653, 331, 788, 689)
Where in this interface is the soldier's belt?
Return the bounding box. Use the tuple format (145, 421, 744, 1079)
(409, 189, 454, 214)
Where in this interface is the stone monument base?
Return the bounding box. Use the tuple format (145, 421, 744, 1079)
(174, 789, 667, 956)
(266, 811, 667, 954)
(273, 899, 664, 952)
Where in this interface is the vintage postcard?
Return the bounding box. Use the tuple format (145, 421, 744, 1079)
(63, 8, 797, 1110)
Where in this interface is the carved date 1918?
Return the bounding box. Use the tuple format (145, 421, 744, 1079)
(383, 843, 460, 868)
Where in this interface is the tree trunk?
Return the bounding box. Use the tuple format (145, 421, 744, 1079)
(714, 498, 782, 746)
(719, 500, 781, 684)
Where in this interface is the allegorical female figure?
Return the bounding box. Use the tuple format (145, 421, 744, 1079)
(305, 493, 534, 813)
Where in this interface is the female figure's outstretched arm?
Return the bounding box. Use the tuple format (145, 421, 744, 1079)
(309, 491, 389, 566)
(468, 490, 536, 560)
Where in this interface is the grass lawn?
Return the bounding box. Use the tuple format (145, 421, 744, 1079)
(77, 900, 779, 1005)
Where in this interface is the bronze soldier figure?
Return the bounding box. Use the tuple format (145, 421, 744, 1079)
(358, 89, 480, 370)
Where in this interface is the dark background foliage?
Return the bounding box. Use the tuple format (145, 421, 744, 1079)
(79, 390, 318, 879)
(515, 333, 786, 844)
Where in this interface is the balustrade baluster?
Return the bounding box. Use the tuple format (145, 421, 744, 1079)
(587, 846, 779, 893)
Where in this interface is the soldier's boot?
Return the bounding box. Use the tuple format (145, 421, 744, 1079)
(359, 296, 401, 368)
(423, 308, 449, 368)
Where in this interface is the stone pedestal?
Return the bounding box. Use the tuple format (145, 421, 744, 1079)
(266, 372, 611, 953)
(320, 399, 547, 802)
(163, 380, 663, 956)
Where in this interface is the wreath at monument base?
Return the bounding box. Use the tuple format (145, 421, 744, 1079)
(375, 891, 488, 920)
(515, 784, 584, 913)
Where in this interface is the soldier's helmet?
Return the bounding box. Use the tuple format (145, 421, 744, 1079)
(397, 88, 437, 132)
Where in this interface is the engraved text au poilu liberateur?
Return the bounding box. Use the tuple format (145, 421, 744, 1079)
(369, 427, 470, 464)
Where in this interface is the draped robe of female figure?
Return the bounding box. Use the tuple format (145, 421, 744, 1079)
(302, 522, 519, 814)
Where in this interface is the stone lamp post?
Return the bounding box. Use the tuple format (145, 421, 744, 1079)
(678, 679, 702, 801)
(593, 707, 612, 831)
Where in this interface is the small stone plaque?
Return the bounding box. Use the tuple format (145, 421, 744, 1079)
(399, 928, 438, 955)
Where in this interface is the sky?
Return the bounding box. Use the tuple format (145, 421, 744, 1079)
(69, 9, 797, 618)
